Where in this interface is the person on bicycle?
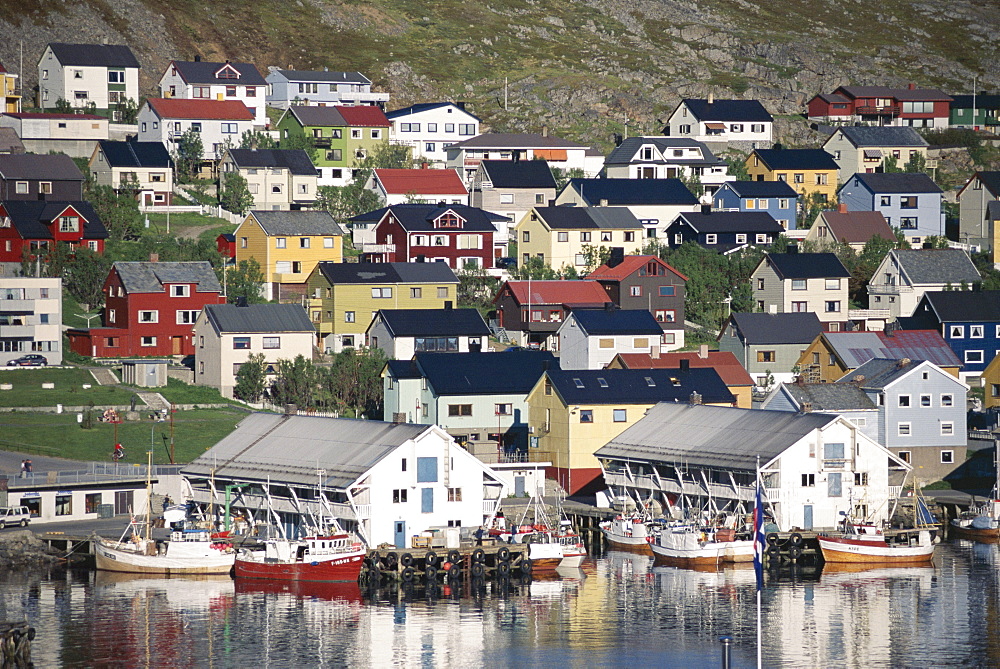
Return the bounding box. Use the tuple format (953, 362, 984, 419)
(113, 443, 125, 460)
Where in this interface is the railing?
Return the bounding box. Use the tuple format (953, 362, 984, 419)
(497, 451, 529, 463)
(867, 282, 914, 294)
(312, 138, 332, 148)
(483, 499, 498, 514)
(354, 504, 371, 520)
(358, 243, 396, 254)
(848, 308, 892, 320)
(856, 105, 900, 115)
(766, 489, 781, 503)
(889, 486, 903, 499)
(6, 462, 184, 487)
(969, 429, 995, 441)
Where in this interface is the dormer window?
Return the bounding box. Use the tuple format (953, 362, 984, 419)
(434, 212, 463, 229)
(640, 146, 654, 160)
(58, 216, 79, 233)
(215, 64, 241, 80)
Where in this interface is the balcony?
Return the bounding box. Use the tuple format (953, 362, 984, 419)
(0, 324, 33, 337)
(358, 242, 396, 254)
(848, 308, 891, 320)
(312, 138, 332, 148)
(856, 105, 900, 116)
(354, 504, 371, 520)
(867, 282, 913, 295)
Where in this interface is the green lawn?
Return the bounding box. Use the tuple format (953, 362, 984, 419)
(143, 212, 230, 233)
(62, 292, 99, 329)
(149, 377, 240, 406)
(0, 367, 134, 407)
(0, 407, 248, 464)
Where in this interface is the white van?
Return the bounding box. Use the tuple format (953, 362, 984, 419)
(0, 505, 30, 529)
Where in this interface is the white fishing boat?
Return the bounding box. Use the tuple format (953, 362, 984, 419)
(651, 526, 754, 566)
(818, 520, 935, 565)
(599, 515, 655, 555)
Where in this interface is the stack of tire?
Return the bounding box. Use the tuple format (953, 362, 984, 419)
(470, 548, 487, 581)
(442, 550, 463, 583)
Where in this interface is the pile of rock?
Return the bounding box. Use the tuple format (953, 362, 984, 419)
(0, 531, 61, 567)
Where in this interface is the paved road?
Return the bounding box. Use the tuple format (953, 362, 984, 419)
(0, 449, 92, 481)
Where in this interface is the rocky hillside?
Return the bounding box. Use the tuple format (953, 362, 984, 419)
(0, 0, 997, 150)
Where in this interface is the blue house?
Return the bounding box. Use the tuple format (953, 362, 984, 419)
(837, 173, 943, 247)
(714, 181, 799, 230)
(898, 290, 1000, 377)
(663, 211, 784, 252)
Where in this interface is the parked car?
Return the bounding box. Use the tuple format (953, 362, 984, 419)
(0, 505, 30, 529)
(6, 354, 47, 367)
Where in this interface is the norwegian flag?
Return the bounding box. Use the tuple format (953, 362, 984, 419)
(753, 473, 765, 591)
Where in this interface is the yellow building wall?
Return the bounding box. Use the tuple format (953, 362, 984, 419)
(513, 211, 554, 264)
(234, 215, 271, 275)
(982, 355, 1000, 410)
(744, 162, 839, 202)
(731, 385, 753, 409)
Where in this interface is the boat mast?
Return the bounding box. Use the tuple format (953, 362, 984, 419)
(145, 450, 153, 543)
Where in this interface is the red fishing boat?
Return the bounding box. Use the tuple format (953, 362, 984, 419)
(234, 533, 367, 582)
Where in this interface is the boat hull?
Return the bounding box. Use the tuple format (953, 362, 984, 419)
(528, 557, 564, 572)
(601, 530, 653, 555)
(559, 553, 586, 569)
(234, 551, 366, 582)
(818, 536, 934, 564)
(651, 540, 754, 566)
(94, 539, 235, 575)
(950, 522, 1000, 543)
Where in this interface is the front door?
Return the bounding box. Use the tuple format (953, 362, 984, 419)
(394, 521, 406, 548)
(171, 336, 183, 355)
(114, 490, 134, 515)
(803, 505, 813, 530)
(515, 476, 526, 497)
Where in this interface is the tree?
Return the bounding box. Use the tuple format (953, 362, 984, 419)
(239, 129, 277, 150)
(224, 258, 266, 304)
(721, 150, 749, 181)
(88, 184, 142, 241)
(64, 246, 113, 309)
(114, 97, 139, 124)
(680, 170, 704, 198)
(798, 192, 832, 230)
(53, 98, 73, 113)
(269, 355, 315, 408)
(279, 132, 319, 162)
(922, 235, 950, 249)
(319, 347, 388, 417)
(904, 152, 927, 173)
(510, 256, 559, 280)
(234, 353, 267, 402)
(175, 129, 204, 180)
(219, 171, 254, 216)
(550, 167, 585, 192)
(882, 156, 902, 173)
(457, 264, 500, 310)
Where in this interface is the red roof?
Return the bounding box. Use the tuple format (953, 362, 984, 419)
(498, 280, 610, 306)
(146, 98, 253, 121)
(335, 105, 390, 127)
(588, 255, 688, 282)
(375, 169, 467, 195)
(615, 351, 754, 386)
(818, 210, 895, 244)
(5, 113, 106, 120)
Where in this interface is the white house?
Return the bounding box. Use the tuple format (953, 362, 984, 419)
(180, 413, 507, 548)
(158, 60, 268, 127)
(445, 133, 596, 184)
(664, 97, 773, 149)
(602, 137, 733, 196)
(89, 140, 174, 207)
(37, 42, 140, 120)
(387, 102, 481, 167)
(193, 303, 315, 399)
(266, 68, 388, 110)
(137, 98, 254, 162)
(557, 309, 666, 370)
(597, 402, 910, 532)
(366, 168, 468, 207)
(0, 277, 63, 366)
(366, 307, 490, 360)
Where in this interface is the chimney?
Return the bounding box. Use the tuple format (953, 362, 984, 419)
(416, 255, 426, 263)
(421, 162, 428, 169)
(285, 403, 297, 415)
(437, 200, 446, 207)
(392, 412, 407, 424)
(679, 358, 690, 371)
(608, 247, 625, 268)
(599, 198, 609, 207)
(852, 375, 866, 385)
(897, 357, 911, 368)
(194, 55, 201, 62)
(908, 83, 916, 90)
(235, 296, 248, 307)
(650, 347, 660, 360)
(699, 344, 709, 359)
(795, 375, 804, 386)
(708, 92, 715, 105)
(149, 253, 159, 263)
(613, 133, 623, 147)
(837, 202, 847, 214)
(455, 101, 466, 111)
(883, 321, 897, 337)
(801, 401, 812, 413)
(689, 391, 702, 405)
(542, 125, 549, 138)
(700, 203, 711, 215)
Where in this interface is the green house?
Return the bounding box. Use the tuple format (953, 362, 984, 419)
(949, 95, 1000, 129)
(276, 105, 392, 184)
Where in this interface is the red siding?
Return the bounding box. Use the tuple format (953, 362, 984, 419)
(368, 215, 494, 269)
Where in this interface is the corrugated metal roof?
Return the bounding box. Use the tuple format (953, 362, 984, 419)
(824, 330, 961, 368)
(204, 303, 315, 334)
(596, 403, 835, 469)
(181, 413, 430, 488)
(114, 261, 221, 294)
(249, 210, 345, 236)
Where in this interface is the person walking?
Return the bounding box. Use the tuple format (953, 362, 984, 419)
(24, 459, 31, 476)
(475, 526, 485, 546)
(19, 460, 26, 478)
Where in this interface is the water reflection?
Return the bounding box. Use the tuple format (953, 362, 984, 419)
(2, 544, 1000, 667)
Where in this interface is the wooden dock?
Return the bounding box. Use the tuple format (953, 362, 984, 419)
(363, 543, 532, 586)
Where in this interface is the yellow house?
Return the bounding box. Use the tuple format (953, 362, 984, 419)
(982, 354, 1000, 409)
(795, 330, 962, 384)
(526, 368, 736, 496)
(234, 210, 345, 302)
(745, 149, 840, 204)
(0, 63, 20, 113)
(305, 261, 460, 352)
(514, 206, 644, 272)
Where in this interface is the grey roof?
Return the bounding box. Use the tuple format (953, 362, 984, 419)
(47, 43, 140, 68)
(728, 312, 823, 345)
(249, 210, 345, 236)
(203, 303, 314, 334)
(535, 206, 641, 230)
(595, 403, 837, 470)
(114, 261, 221, 294)
(840, 358, 934, 390)
(180, 413, 429, 489)
(893, 249, 981, 286)
(822, 330, 961, 368)
(170, 60, 266, 86)
(778, 382, 876, 411)
(227, 149, 318, 175)
(0, 153, 83, 180)
(847, 172, 942, 195)
(834, 126, 929, 148)
(274, 69, 371, 84)
(316, 261, 459, 285)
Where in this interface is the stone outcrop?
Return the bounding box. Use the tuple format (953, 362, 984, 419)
(0, 530, 62, 568)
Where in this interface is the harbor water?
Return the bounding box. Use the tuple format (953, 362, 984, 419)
(2, 540, 999, 667)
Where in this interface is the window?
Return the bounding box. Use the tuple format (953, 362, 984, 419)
(633, 338, 649, 349)
(794, 173, 804, 183)
(736, 234, 747, 244)
(756, 234, 769, 244)
(171, 285, 190, 297)
(392, 489, 408, 503)
(898, 422, 911, 436)
(580, 232, 591, 242)
(400, 122, 420, 132)
(557, 231, 568, 242)
(108, 309, 116, 324)
(791, 279, 807, 290)
(705, 234, 717, 244)
(344, 311, 355, 323)
(801, 474, 815, 487)
(495, 403, 512, 415)
(40, 182, 52, 194)
(138, 310, 158, 323)
(323, 237, 336, 249)
(898, 395, 910, 407)
(655, 310, 676, 323)
(941, 394, 953, 407)
(580, 409, 593, 423)
(825, 279, 841, 290)
(898, 451, 911, 464)
(900, 217, 918, 230)
(941, 450, 954, 464)
(55, 494, 72, 516)
(246, 86, 256, 97)
(730, 124, 744, 132)
(941, 422, 954, 436)
(241, 237, 248, 248)
(416, 457, 438, 482)
(825, 301, 841, 313)
(351, 129, 362, 139)
(854, 472, 868, 486)
(59, 216, 79, 232)
(757, 278, 765, 290)
(221, 123, 237, 134)
(757, 351, 775, 363)
(190, 122, 202, 132)
(950, 325, 964, 338)
(263, 337, 280, 349)
(425, 143, 436, 153)
(900, 196, 918, 209)
(448, 404, 472, 416)
(437, 287, 449, 299)
(371, 287, 392, 298)
(233, 337, 251, 349)
(613, 409, 627, 422)
(880, 196, 891, 207)
(445, 123, 455, 133)
(140, 336, 156, 347)
(919, 394, 931, 408)
(658, 286, 675, 297)
(459, 124, 475, 135)
(409, 287, 422, 299)
(627, 285, 642, 298)
(427, 123, 437, 132)
(970, 325, 984, 338)
(371, 129, 381, 139)
(599, 338, 614, 349)
(792, 301, 808, 312)
(448, 488, 462, 502)
(297, 237, 310, 249)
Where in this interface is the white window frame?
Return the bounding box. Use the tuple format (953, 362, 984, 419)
(171, 285, 190, 297)
(138, 310, 158, 323)
(940, 422, 954, 436)
(940, 449, 954, 463)
(970, 325, 984, 338)
(140, 336, 157, 347)
(705, 233, 717, 245)
(966, 350, 984, 364)
(897, 422, 911, 436)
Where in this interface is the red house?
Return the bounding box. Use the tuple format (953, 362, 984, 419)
(0, 200, 107, 263)
(354, 204, 503, 270)
(67, 260, 225, 358)
(492, 279, 611, 348)
(807, 85, 952, 129)
(216, 232, 236, 260)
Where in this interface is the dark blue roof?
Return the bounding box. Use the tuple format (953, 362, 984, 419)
(567, 178, 698, 206)
(719, 181, 799, 199)
(752, 149, 838, 171)
(728, 312, 823, 345)
(415, 351, 558, 395)
(48, 43, 140, 68)
(316, 261, 459, 285)
(547, 368, 734, 405)
(386, 359, 422, 380)
(569, 309, 663, 336)
(227, 149, 318, 175)
(846, 172, 943, 195)
(480, 160, 557, 189)
(681, 99, 772, 122)
(371, 308, 490, 337)
(98, 141, 172, 168)
(4, 201, 107, 240)
(765, 252, 851, 279)
(674, 211, 783, 233)
(351, 204, 507, 231)
(920, 290, 1000, 323)
(386, 102, 481, 122)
